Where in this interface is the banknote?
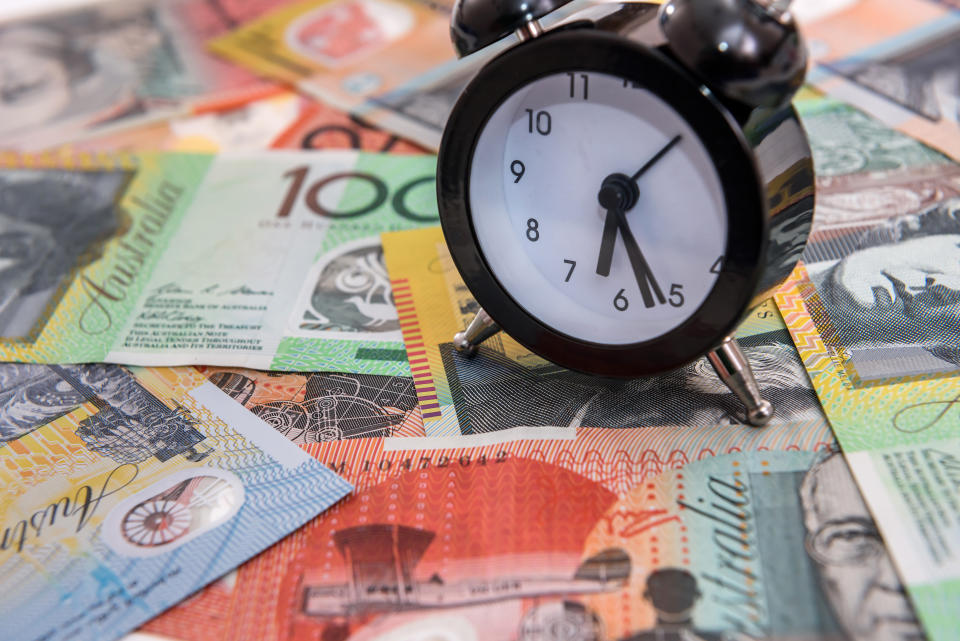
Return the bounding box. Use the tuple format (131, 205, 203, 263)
(797, 184, 960, 382)
(139, 419, 930, 641)
(350, 46, 493, 151)
(0, 362, 352, 641)
(0, 150, 439, 374)
(805, 0, 960, 160)
(196, 366, 426, 440)
(349, 0, 602, 150)
(271, 100, 426, 153)
(777, 262, 957, 641)
(208, 0, 454, 117)
(796, 95, 951, 177)
(59, 92, 306, 154)
(381, 226, 826, 436)
(0, 0, 296, 151)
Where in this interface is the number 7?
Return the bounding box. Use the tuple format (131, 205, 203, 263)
(563, 259, 576, 282)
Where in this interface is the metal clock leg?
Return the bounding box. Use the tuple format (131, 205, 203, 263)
(453, 308, 501, 355)
(707, 336, 775, 427)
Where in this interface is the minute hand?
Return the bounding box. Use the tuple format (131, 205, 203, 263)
(609, 206, 665, 308)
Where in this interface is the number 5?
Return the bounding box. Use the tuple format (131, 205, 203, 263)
(669, 283, 684, 307)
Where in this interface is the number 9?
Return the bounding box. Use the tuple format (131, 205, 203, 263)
(510, 160, 525, 183)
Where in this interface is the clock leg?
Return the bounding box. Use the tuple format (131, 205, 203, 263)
(453, 308, 501, 356)
(707, 336, 775, 427)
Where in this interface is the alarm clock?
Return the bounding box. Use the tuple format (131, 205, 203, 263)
(436, 0, 814, 425)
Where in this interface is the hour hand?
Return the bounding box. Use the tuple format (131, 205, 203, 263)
(596, 208, 619, 276)
(595, 174, 638, 277)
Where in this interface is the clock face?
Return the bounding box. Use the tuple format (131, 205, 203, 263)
(438, 29, 770, 376)
(469, 71, 728, 345)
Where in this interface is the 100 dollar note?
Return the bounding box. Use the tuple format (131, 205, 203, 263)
(381, 226, 826, 436)
(0, 150, 438, 374)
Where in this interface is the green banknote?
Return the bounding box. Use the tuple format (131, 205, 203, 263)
(795, 95, 951, 177)
(776, 130, 960, 641)
(0, 150, 438, 374)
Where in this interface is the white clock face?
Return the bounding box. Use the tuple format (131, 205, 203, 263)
(469, 71, 728, 345)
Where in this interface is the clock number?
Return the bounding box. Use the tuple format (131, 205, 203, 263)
(710, 255, 724, 274)
(567, 72, 588, 100)
(669, 283, 685, 307)
(510, 160, 525, 183)
(613, 289, 629, 311)
(526, 218, 540, 241)
(563, 259, 576, 282)
(525, 109, 552, 136)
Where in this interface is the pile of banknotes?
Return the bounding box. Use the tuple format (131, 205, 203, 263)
(0, 0, 958, 640)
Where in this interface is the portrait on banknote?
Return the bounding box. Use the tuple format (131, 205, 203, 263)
(0, 168, 130, 340)
(800, 451, 924, 641)
(438, 329, 823, 432)
(805, 197, 960, 381)
(0, 5, 187, 145)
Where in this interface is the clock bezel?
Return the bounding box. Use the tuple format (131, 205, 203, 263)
(437, 28, 769, 377)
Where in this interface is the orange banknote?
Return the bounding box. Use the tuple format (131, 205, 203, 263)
(208, 0, 454, 115)
(271, 101, 426, 153)
(805, 0, 960, 160)
(140, 416, 923, 641)
(58, 93, 305, 154)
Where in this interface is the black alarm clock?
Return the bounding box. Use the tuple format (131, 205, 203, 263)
(436, 0, 814, 425)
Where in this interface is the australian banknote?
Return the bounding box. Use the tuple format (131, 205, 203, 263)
(349, 0, 611, 150)
(0, 0, 297, 151)
(271, 100, 426, 153)
(381, 226, 826, 437)
(0, 362, 352, 641)
(0, 150, 438, 374)
(197, 366, 425, 440)
(773, 120, 960, 640)
(777, 260, 956, 641)
(804, 0, 960, 160)
(59, 92, 306, 154)
(796, 94, 951, 178)
(208, 0, 455, 119)
(136, 421, 928, 641)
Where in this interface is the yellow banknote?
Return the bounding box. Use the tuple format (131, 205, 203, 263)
(209, 0, 453, 114)
(0, 363, 351, 641)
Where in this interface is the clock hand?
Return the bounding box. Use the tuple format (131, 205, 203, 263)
(595, 174, 638, 277)
(630, 134, 682, 182)
(595, 135, 682, 276)
(595, 206, 620, 277)
(610, 204, 666, 308)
